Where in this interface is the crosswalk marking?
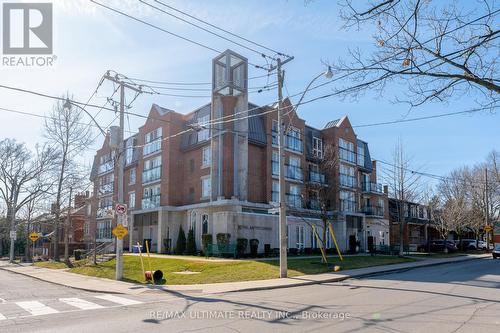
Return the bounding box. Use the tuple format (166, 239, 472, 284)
(15, 301, 59, 316)
(94, 294, 142, 306)
(59, 298, 104, 310)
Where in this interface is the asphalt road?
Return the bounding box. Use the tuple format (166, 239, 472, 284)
(1, 257, 499, 333)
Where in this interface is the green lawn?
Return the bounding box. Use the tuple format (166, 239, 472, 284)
(67, 255, 415, 285)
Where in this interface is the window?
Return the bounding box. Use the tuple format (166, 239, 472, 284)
(125, 137, 137, 165)
(286, 127, 302, 152)
(143, 156, 161, 183)
(287, 185, 301, 208)
(97, 197, 113, 218)
(286, 156, 303, 181)
(84, 222, 89, 236)
(312, 137, 323, 158)
(144, 128, 162, 156)
(190, 211, 196, 235)
(272, 120, 279, 145)
(98, 173, 114, 195)
(309, 190, 319, 210)
(272, 151, 279, 175)
(201, 214, 209, 234)
(97, 220, 112, 240)
(142, 185, 160, 209)
(201, 177, 211, 198)
(129, 168, 136, 185)
(357, 144, 365, 166)
(272, 181, 279, 202)
(197, 114, 210, 142)
(99, 151, 114, 174)
(202, 146, 211, 168)
(340, 190, 356, 212)
(339, 138, 356, 164)
(129, 192, 135, 209)
(340, 164, 356, 188)
(296, 225, 305, 249)
(309, 163, 325, 184)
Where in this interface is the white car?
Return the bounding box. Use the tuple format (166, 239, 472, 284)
(477, 241, 493, 250)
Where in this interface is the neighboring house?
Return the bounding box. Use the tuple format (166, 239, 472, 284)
(87, 49, 389, 254)
(389, 198, 439, 251)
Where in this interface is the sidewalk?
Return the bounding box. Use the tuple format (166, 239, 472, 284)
(0, 254, 489, 295)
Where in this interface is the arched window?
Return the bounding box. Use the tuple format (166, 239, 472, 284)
(190, 211, 197, 235)
(201, 214, 209, 234)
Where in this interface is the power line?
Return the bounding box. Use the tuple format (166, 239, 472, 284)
(90, 0, 270, 71)
(138, 0, 277, 61)
(121, 72, 274, 86)
(286, 8, 500, 100)
(152, 0, 290, 58)
(0, 106, 136, 134)
(353, 104, 499, 128)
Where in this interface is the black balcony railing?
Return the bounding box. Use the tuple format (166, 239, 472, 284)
(362, 182, 383, 193)
(142, 166, 161, 183)
(285, 164, 303, 181)
(286, 193, 302, 208)
(340, 199, 357, 213)
(339, 147, 356, 164)
(309, 171, 327, 184)
(141, 194, 160, 209)
(98, 161, 114, 174)
(361, 206, 385, 217)
(285, 135, 303, 152)
(340, 175, 357, 188)
(99, 182, 114, 195)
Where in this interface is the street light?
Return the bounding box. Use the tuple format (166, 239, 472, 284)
(63, 98, 107, 137)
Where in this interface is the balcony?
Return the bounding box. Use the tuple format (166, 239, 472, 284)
(96, 206, 113, 218)
(285, 165, 303, 181)
(286, 193, 302, 208)
(285, 135, 303, 153)
(143, 139, 161, 157)
(141, 194, 160, 209)
(361, 206, 385, 217)
(308, 171, 327, 184)
(340, 175, 357, 189)
(340, 199, 357, 213)
(307, 199, 320, 210)
(142, 166, 161, 184)
(98, 161, 114, 175)
(362, 182, 383, 194)
(339, 147, 356, 164)
(98, 182, 114, 195)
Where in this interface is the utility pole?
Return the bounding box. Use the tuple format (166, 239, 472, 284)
(485, 168, 490, 251)
(64, 187, 73, 263)
(103, 72, 142, 280)
(277, 58, 288, 278)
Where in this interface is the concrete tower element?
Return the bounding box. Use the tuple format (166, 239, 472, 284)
(211, 50, 249, 201)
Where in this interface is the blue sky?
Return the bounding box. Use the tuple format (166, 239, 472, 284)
(0, 0, 498, 181)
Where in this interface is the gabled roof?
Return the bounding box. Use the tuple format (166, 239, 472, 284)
(152, 104, 174, 116)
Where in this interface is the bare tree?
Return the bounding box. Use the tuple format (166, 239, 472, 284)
(0, 139, 57, 262)
(334, 0, 499, 109)
(383, 139, 421, 256)
(44, 96, 93, 262)
(304, 143, 339, 252)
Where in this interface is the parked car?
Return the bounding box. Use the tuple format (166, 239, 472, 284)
(417, 240, 458, 253)
(492, 244, 500, 259)
(477, 241, 493, 250)
(456, 239, 477, 250)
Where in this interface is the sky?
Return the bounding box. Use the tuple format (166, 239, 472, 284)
(0, 0, 498, 184)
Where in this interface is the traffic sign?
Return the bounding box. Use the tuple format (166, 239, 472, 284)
(9, 231, 16, 240)
(115, 203, 127, 215)
(117, 213, 128, 227)
(485, 224, 493, 233)
(29, 232, 39, 242)
(112, 224, 129, 240)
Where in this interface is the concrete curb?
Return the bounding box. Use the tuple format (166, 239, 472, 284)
(0, 255, 489, 295)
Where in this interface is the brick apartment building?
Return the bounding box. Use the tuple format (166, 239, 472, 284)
(389, 198, 439, 251)
(86, 50, 389, 254)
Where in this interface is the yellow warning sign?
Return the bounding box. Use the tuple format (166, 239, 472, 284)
(112, 224, 129, 240)
(29, 232, 39, 242)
